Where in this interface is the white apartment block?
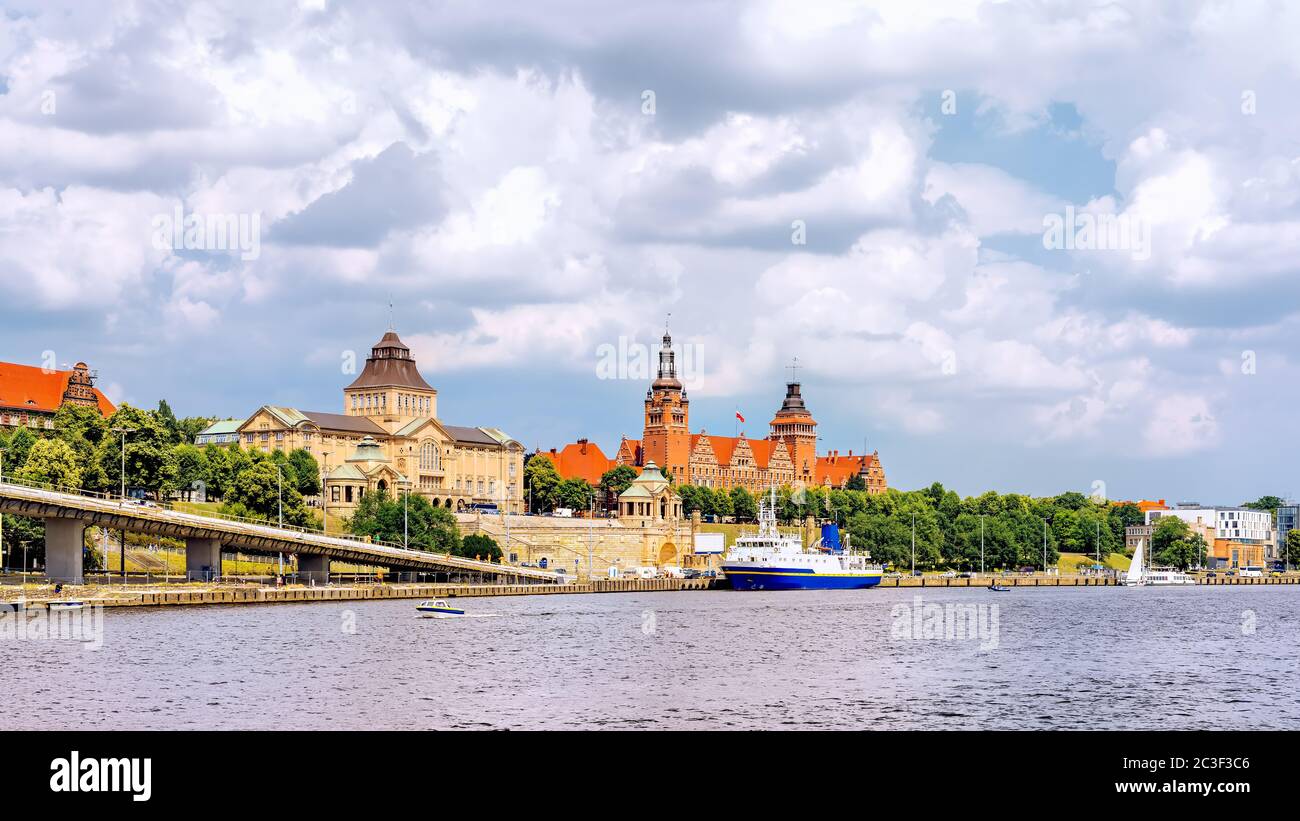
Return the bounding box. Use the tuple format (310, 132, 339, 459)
(1145, 506, 1272, 543)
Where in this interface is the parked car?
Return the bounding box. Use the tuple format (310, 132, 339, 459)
(700, 569, 718, 579)
(940, 570, 957, 578)
(682, 568, 702, 579)
(958, 572, 974, 578)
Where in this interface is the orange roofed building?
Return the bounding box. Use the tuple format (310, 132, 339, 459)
(0, 360, 115, 431)
(534, 439, 617, 484)
(613, 327, 887, 495)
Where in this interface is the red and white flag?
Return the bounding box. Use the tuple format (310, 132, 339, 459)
(735, 410, 745, 423)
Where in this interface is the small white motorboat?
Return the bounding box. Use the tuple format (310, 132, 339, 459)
(416, 599, 466, 617)
(47, 601, 86, 611)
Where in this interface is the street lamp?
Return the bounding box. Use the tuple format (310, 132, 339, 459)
(276, 464, 284, 578)
(110, 427, 135, 499)
(1, 448, 6, 572)
(980, 514, 985, 576)
(110, 427, 135, 582)
(1042, 518, 1048, 573)
(320, 451, 332, 535)
(911, 511, 916, 576)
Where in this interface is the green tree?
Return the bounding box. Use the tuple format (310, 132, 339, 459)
(845, 474, 867, 491)
(599, 465, 637, 500)
(460, 533, 503, 562)
(221, 460, 311, 526)
(524, 455, 561, 513)
(14, 438, 82, 489)
(1242, 495, 1285, 513)
(348, 490, 460, 553)
(287, 449, 321, 497)
(172, 444, 209, 498)
(730, 486, 757, 521)
(2, 426, 37, 473)
(1150, 516, 1206, 569)
(555, 477, 595, 511)
(1286, 529, 1300, 568)
(53, 403, 110, 491)
(98, 404, 178, 497)
(712, 486, 734, 519)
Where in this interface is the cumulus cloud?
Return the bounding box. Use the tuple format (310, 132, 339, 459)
(1, 0, 1296, 498)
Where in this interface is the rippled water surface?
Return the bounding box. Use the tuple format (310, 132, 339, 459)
(4, 586, 1297, 729)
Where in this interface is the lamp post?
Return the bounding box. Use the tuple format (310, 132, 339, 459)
(911, 511, 916, 576)
(321, 451, 331, 535)
(110, 426, 135, 499)
(980, 514, 985, 576)
(111, 427, 135, 581)
(1042, 518, 1048, 574)
(1, 448, 6, 572)
(276, 464, 284, 578)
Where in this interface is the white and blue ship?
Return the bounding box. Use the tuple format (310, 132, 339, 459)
(721, 488, 883, 591)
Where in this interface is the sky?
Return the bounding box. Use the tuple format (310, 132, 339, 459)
(2, 0, 1298, 504)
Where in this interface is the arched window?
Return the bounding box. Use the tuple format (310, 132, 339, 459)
(419, 441, 439, 471)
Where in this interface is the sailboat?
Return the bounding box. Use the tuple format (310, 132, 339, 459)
(1121, 539, 1145, 586)
(1121, 539, 1196, 587)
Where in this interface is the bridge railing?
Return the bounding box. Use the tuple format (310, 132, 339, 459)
(0, 475, 415, 550)
(0, 476, 554, 579)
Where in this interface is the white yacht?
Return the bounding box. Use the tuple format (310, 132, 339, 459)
(1122, 539, 1196, 587)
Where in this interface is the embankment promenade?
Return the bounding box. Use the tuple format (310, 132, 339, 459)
(1, 572, 1296, 611)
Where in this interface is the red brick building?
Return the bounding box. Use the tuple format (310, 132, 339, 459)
(0, 361, 115, 431)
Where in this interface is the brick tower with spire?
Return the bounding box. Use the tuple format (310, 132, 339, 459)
(641, 325, 690, 482)
(768, 359, 818, 486)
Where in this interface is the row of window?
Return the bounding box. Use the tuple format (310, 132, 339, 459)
(348, 392, 432, 414)
(0, 414, 54, 429)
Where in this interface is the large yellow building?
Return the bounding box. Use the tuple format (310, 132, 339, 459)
(234, 330, 524, 515)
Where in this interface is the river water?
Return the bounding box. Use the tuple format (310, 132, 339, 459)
(3, 586, 1296, 730)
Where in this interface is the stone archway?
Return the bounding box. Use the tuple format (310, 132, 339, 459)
(377, 479, 388, 494)
(432, 497, 441, 507)
(658, 541, 677, 566)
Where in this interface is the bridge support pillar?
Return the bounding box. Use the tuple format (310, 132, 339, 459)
(185, 538, 223, 581)
(298, 554, 330, 583)
(45, 518, 86, 584)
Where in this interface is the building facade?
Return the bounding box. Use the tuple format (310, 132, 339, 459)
(194, 419, 242, 445)
(0, 361, 114, 431)
(615, 328, 887, 495)
(231, 330, 524, 515)
(1145, 506, 1272, 569)
(1275, 503, 1297, 561)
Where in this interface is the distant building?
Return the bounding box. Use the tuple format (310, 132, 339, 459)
(1146, 506, 1272, 569)
(231, 330, 524, 513)
(617, 461, 682, 526)
(1275, 504, 1298, 559)
(534, 439, 616, 485)
(0, 360, 114, 431)
(194, 419, 242, 445)
(616, 326, 887, 495)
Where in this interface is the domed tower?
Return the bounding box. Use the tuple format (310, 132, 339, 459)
(641, 325, 690, 480)
(769, 359, 818, 486)
(344, 330, 438, 428)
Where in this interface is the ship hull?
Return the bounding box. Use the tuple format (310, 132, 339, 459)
(722, 566, 883, 591)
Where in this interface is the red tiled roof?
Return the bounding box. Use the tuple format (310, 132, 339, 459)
(815, 451, 876, 486)
(0, 361, 115, 417)
(538, 440, 615, 484)
(749, 438, 776, 469)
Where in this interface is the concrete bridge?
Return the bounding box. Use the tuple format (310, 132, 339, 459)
(0, 480, 561, 585)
